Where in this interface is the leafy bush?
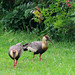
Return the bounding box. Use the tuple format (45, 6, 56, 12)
(0, 0, 75, 41)
(1, 2, 37, 31)
(40, 0, 75, 41)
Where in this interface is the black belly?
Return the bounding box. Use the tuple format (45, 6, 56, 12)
(9, 54, 20, 60)
(34, 49, 46, 55)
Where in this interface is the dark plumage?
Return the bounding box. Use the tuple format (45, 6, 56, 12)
(23, 35, 54, 60)
(8, 43, 23, 68)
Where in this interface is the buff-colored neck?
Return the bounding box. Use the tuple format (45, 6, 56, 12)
(42, 37, 48, 50)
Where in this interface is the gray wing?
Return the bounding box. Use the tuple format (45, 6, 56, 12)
(27, 41, 42, 52)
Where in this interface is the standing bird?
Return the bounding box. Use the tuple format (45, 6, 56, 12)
(23, 35, 54, 61)
(30, 6, 43, 24)
(8, 43, 23, 68)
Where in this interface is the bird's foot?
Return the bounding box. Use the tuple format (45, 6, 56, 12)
(32, 58, 34, 61)
(40, 58, 42, 61)
(13, 64, 16, 69)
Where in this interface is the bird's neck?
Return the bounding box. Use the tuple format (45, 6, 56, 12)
(42, 40, 48, 50)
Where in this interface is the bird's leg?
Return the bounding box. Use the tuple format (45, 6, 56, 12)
(13, 59, 16, 68)
(32, 55, 35, 61)
(15, 60, 17, 65)
(39, 54, 42, 61)
(13, 59, 16, 66)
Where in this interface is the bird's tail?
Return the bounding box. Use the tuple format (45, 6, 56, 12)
(22, 43, 28, 51)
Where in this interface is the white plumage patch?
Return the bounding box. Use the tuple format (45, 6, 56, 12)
(10, 50, 13, 57)
(27, 47, 37, 52)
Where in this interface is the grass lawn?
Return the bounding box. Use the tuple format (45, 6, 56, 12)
(0, 31, 75, 75)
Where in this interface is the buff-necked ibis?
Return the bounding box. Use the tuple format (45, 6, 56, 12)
(8, 43, 23, 68)
(23, 35, 54, 61)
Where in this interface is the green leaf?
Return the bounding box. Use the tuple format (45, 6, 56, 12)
(24, 9, 31, 19)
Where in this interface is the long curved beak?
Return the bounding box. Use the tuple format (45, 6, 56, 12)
(13, 52, 15, 59)
(48, 38, 54, 47)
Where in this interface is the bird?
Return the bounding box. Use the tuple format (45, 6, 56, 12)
(23, 35, 54, 61)
(30, 6, 43, 24)
(8, 43, 23, 68)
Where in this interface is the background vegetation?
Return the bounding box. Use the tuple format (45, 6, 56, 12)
(0, 0, 75, 41)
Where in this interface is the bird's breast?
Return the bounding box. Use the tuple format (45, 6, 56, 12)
(42, 47, 48, 50)
(42, 42, 48, 51)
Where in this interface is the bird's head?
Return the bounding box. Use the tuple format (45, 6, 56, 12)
(42, 35, 54, 46)
(10, 49, 18, 58)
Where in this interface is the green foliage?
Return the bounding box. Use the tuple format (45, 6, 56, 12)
(40, 0, 75, 41)
(1, 2, 36, 31)
(24, 9, 31, 19)
(0, 0, 75, 41)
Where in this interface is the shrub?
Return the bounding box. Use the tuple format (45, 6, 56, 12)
(1, 2, 37, 31)
(40, 0, 75, 41)
(0, 0, 75, 41)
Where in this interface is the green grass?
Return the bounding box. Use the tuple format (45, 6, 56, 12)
(0, 31, 75, 75)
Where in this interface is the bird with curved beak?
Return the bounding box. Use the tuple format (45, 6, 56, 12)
(8, 43, 23, 68)
(23, 35, 54, 61)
